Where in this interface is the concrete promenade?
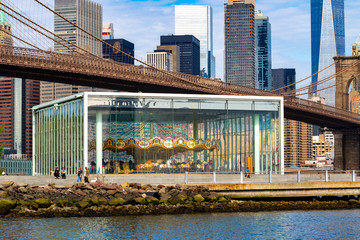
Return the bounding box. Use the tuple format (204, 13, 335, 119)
(1, 172, 359, 185)
(2, 173, 360, 198)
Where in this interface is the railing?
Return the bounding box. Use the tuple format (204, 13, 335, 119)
(184, 170, 360, 184)
(1, 45, 360, 124)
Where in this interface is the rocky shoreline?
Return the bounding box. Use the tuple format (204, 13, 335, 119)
(1, 181, 360, 218)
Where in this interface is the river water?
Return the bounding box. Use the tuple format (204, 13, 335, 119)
(1, 210, 360, 239)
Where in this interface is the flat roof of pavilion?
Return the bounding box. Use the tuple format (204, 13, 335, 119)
(33, 92, 283, 111)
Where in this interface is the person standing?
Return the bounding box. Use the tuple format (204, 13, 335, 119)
(77, 167, 83, 182)
(84, 167, 90, 183)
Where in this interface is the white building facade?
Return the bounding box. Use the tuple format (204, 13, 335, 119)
(102, 23, 114, 40)
(146, 52, 172, 71)
(175, 5, 215, 78)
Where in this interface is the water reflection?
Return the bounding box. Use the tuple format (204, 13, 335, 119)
(1, 210, 360, 239)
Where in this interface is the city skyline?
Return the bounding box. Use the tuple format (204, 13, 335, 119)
(98, 0, 360, 87)
(8, 0, 360, 88)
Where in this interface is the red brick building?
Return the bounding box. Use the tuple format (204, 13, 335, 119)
(0, 77, 40, 157)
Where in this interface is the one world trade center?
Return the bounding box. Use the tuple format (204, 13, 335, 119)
(311, 0, 345, 106)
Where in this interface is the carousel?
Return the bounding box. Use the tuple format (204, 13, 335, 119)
(89, 137, 219, 173)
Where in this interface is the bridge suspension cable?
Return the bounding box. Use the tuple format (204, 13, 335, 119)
(283, 58, 360, 96)
(0, 28, 41, 50)
(290, 69, 360, 98)
(32, 0, 215, 89)
(1, 2, 106, 60)
(1, 0, 54, 49)
(3, 1, 218, 94)
(271, 62, 336, 93)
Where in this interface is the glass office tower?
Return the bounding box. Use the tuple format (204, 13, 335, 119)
(311, 0, 345, 106)
(175, 5, 215, 78)
(255, 10, 272, 91)
(224, 0, 255, 87)
(33, 93, 284, 175)
(160, 35, 200, 76)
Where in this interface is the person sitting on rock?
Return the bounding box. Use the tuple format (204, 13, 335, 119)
(245, 167, 251, 178)
(61, 167, 67, 179)
(54, 167, 60, 179)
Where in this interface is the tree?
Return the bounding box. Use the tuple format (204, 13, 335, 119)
(0, 123, 5, 159)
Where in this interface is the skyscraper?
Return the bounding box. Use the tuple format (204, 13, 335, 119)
(352, 40, 360, 56)
(54, 0, 102, 55)
(311, 0, 345, 106)
(224, 0, 255, 87)
(0, 3, 40, 157)
(42, 0, 105, 103)
(0, 78, 40, 157)
(272, 69, 296, 94)
(160, 35, 200, 76)
(156, 45, 180, 72)
(102, 23, 114, 40)
(175, 5, 215, 78)
(255, 10, 272, 90)
(146, 51, 172, 71)
(103, 39, 134, 64)
(272, 69, 312, 167)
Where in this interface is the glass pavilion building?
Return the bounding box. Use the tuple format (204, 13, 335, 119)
(32, 93, 284, 175)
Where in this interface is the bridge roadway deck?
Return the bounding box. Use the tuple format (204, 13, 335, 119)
(1, 46, 360, 129)
(2, 174, 360, 198)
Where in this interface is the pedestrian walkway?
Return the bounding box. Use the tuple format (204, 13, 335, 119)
(0, 171, 359, 185)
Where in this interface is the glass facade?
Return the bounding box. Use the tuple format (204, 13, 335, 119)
(255, 11, 272, 91)
(311, 0, 345, 106)
(33, 97, 84, 176)
(175, 5, 215, 78)
(102, 39, 135, 65)
(272, 69, 296, 94)
(224, 0, 255, 87)
(33, 93, 284, 175)
(160, 35, 200, 76)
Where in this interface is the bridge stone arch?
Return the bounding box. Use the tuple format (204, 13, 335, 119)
(334, 56, 360, 170)
(335, 56, 360, 111)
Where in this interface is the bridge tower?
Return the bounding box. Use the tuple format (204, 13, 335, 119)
(334, 56, 360, 170)
(0, 0, 13, 46)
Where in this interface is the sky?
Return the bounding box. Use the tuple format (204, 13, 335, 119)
(96, 0, 360, 88)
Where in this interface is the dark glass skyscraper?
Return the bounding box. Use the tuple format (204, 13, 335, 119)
(224, 0, 255, 87)
(255, 10, 271, 91)
(160, 35, 200, 76)
(103, 39, 135, 65)
(272, 69, 296, 94)
(311, 0, 345, 106)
